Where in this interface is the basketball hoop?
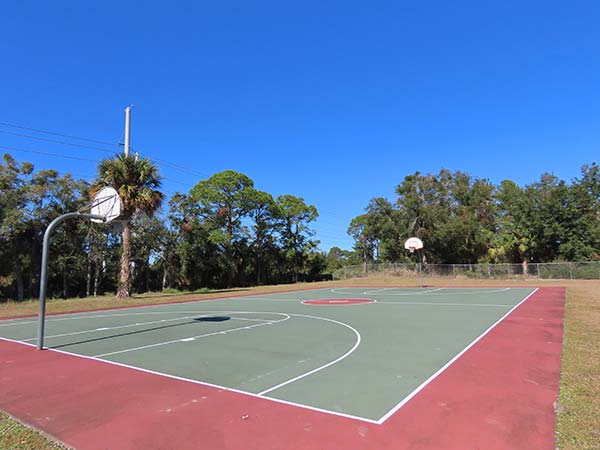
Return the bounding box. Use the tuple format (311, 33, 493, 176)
(404, 237, 424, 288)
(404, 237, 423, 254)
(90, 187, 122, 223)
(37, 187, 122, 350)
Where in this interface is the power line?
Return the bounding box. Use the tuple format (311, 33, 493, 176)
(1, 121, 354, 222)
(162, 176, 192, 188)
(1, 143, 189, 188)
(0, 130, 116, 155)
(0, 122, 210, 179)
(0, 144, 100, 163)
(149, 157, 209, 179)
(0, 121, 121, 148)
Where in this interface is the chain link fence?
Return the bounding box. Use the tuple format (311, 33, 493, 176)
(332, 261, 600, 280)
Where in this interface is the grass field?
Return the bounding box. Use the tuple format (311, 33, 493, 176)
(1, 277, 598, 449)
(0, 412, 67, 450)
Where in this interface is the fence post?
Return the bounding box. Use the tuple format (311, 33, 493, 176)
(569, 262, 573, 280)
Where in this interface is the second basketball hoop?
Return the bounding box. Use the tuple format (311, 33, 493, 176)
(405, 237, 424, 288)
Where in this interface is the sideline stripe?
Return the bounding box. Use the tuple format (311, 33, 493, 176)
(331, 287, 513, 296)
(0, 302, 302, 328)
(22, 314, 208, 341)
(375, 287, 511, 296)
(21, 314, 277, 342)
(257, 314, 361, 396)
(375, 287, 539, 424)
(361, 287, 397, 295)
(363, 287, 443, 295)
(376, 301, 514, 307)
(0, 286, 335, 325)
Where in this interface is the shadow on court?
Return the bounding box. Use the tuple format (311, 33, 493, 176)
(194, 316, 231, 322)
(51, 316, 231, 350)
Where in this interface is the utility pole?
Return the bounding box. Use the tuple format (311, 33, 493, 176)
(124, 105, 132, 156)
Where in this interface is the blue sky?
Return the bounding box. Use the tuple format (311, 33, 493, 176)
(2, 1, 599, 251)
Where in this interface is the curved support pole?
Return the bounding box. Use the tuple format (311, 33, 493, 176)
(37, 212, 106, 350)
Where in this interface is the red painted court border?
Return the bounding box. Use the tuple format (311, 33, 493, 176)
(0, 287, 565, 450)
(302, 298, 376, 305)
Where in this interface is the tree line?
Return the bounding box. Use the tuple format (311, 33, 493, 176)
(0, 153, 325, 301)
(344, 166, 600, 273)
(2, 152, 599, 301)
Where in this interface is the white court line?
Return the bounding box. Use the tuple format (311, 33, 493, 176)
(371, 288, 512, 296)
(0, 311, 204, 328)
(0, 306, 301, 329)
(229, 297, 300, 302)
(258, 314, 361, 396)
(0, 287, 334, 327)
(332, 287, 513, 296)
(363, 287, 444, 295)
(360, 287, 396, 295)
(21, 313, 277, 342)
(229, 316, 283, 322)
(300, 299, 377, 306)
(21, 314, 206, 341)
(93, 314, 291, 358)
(375, 287, 539, 424)
(0, 335, 379, 424)
(376, 301, 514, 307)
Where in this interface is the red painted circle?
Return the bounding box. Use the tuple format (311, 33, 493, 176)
(301, 298, 375, 306)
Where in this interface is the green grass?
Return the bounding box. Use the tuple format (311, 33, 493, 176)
(160, 287, 213, 294)
(0, 412, 67, 450)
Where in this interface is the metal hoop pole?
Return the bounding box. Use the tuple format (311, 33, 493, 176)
(418, 251, 423, 288)
(37, 212, 106, 350)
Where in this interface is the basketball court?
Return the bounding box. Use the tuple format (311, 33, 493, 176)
(0, 286, 565, 449)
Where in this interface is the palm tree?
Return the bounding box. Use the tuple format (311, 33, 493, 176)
(91, 154, 164, 299)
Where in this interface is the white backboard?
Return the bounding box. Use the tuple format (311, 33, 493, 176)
(90, 187, 122, 223)
(404, 237, 424, 252)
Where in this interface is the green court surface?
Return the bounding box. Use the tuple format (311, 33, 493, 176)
(0, 287, 536, 423)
